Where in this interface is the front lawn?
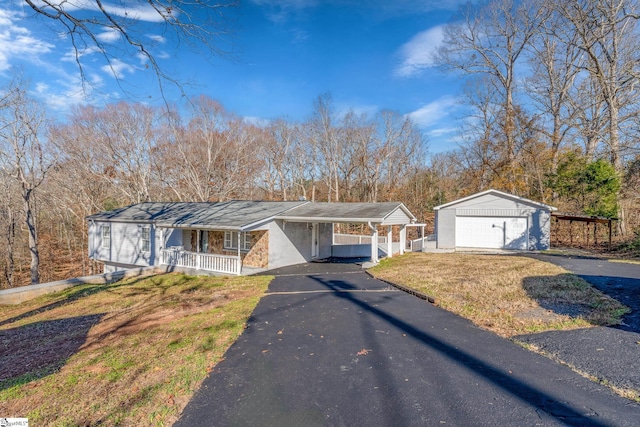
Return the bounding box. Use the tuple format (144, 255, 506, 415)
(369, 252, 628, 337)
(0, 273, 271, 426)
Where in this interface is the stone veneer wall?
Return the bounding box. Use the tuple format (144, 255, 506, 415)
(208, 231, 225, 253)
(205, 230, 269, 269)
(242, 230, 269, 268)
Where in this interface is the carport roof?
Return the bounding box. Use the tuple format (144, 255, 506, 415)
(278, 202, 416, 224)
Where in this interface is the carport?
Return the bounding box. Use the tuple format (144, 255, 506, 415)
(276, 202, 417, 263)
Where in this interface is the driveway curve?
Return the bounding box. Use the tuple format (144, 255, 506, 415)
(176, 263, 640, 426)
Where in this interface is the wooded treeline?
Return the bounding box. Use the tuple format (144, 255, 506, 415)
(1, 0, 640, 288)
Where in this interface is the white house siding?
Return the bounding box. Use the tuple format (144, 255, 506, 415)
(268, 220, 333, 269)
(435, 209, 456, 249)
(162, 228, 183, 248)
(88, 221, 105, 260)
(319, 223, 333, 258)
(90, 221, 159, 270)
(381, 208, 412, 225)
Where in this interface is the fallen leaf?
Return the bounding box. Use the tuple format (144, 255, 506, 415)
(357, 348, 371, 356)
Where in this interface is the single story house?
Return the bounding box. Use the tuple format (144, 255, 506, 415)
(434, 189, 556, 251)
(87, 200, 417, 275)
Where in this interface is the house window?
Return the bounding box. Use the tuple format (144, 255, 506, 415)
(141, 226, 151, 252)
(224, 231, 252, 251)
(101, 225, 111, 249)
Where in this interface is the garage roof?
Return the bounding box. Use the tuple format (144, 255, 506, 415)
(434, 189, 556, 211)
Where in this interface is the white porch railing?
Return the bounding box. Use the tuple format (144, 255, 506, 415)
(333, 233, 388, 245)
(160, 248, 241, 275)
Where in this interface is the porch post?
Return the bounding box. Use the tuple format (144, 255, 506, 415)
(399, 225, 406, 255)
(387, 225, 393, 258)
(237, 232, 242, 275)
(370, 224, 379, 264)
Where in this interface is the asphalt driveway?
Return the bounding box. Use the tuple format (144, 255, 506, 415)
(176, 263, 640, 426)
(517, 253, 640, 395)
(526, 253, 640, 332)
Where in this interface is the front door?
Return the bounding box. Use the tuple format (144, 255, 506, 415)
(311, 223, 319, 258)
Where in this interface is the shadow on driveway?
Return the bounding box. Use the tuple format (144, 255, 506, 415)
(177, 266, 639, 426)
(526, 254, 640, 332)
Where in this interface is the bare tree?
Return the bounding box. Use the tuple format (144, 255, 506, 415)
(0, 78, 54, 285)
(436, 0, 549, 191)
(0, 171, 19, 287)
(556, 0, 640, 171)
(526, 3, 584, 170)
(160, 96, 261, 202)
(261, 119, 300, 200)
(23, 0, 238, 96)
(306, 94, 345, 202)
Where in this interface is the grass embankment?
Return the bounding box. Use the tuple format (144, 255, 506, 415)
(370, 252, 629, 337)
(0, 273, 271, 426)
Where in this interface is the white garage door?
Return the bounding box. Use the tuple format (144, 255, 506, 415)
(455, 217, 529, 249)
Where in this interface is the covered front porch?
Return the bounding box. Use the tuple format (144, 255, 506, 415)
(159, 227, 269, 275)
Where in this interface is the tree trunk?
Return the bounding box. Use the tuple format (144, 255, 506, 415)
(24, 192, 40, 285)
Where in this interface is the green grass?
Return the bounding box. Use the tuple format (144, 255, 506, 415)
(0, 273, 271, 426)
(369, 253, 628, 337)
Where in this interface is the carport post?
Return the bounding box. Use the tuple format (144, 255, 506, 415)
(399, 225, 406, 255)
(368, 222, 379, 264)
(387, 225, 393, 258)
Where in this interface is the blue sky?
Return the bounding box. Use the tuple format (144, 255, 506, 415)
(0, 0, 469, 153)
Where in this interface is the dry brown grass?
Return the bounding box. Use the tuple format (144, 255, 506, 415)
(0, 273, 271, 426)
(369, 252, 628, 337)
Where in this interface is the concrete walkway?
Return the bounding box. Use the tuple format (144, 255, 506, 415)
(176, 264, 640, 426)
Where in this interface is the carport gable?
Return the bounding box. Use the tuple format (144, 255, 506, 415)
(277, 202, 416, 263)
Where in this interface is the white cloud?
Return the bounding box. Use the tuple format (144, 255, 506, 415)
(51, 0, 171, 23)
(406, 96, 458, 129)
(96, 29, 121, 42)
(394, 26, 444, 78)
(148, 34, 167, 43)
(250, 0, 318, 23)
(0, 8, 53, 71)
(32, 70, 113, 112)
(61, 45, 102, 63)
(102, 58, 135, 79)
(243, 116, 270, 127)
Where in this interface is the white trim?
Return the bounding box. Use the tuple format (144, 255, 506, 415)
(141, 226, 151, 253)
(224, 231, 252, 251)
(434, 189, 557, 211)
(101, 225, 111, 249)
(311, 223, 319, 259)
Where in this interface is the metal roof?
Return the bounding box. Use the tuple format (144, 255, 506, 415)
(278, 202, 416, 223)
(86, 201, 308, 230)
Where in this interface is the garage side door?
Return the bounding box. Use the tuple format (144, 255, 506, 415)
(455, 217, 528, 249)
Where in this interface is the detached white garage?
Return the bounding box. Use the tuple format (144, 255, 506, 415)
(434, 189, 556, 251)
